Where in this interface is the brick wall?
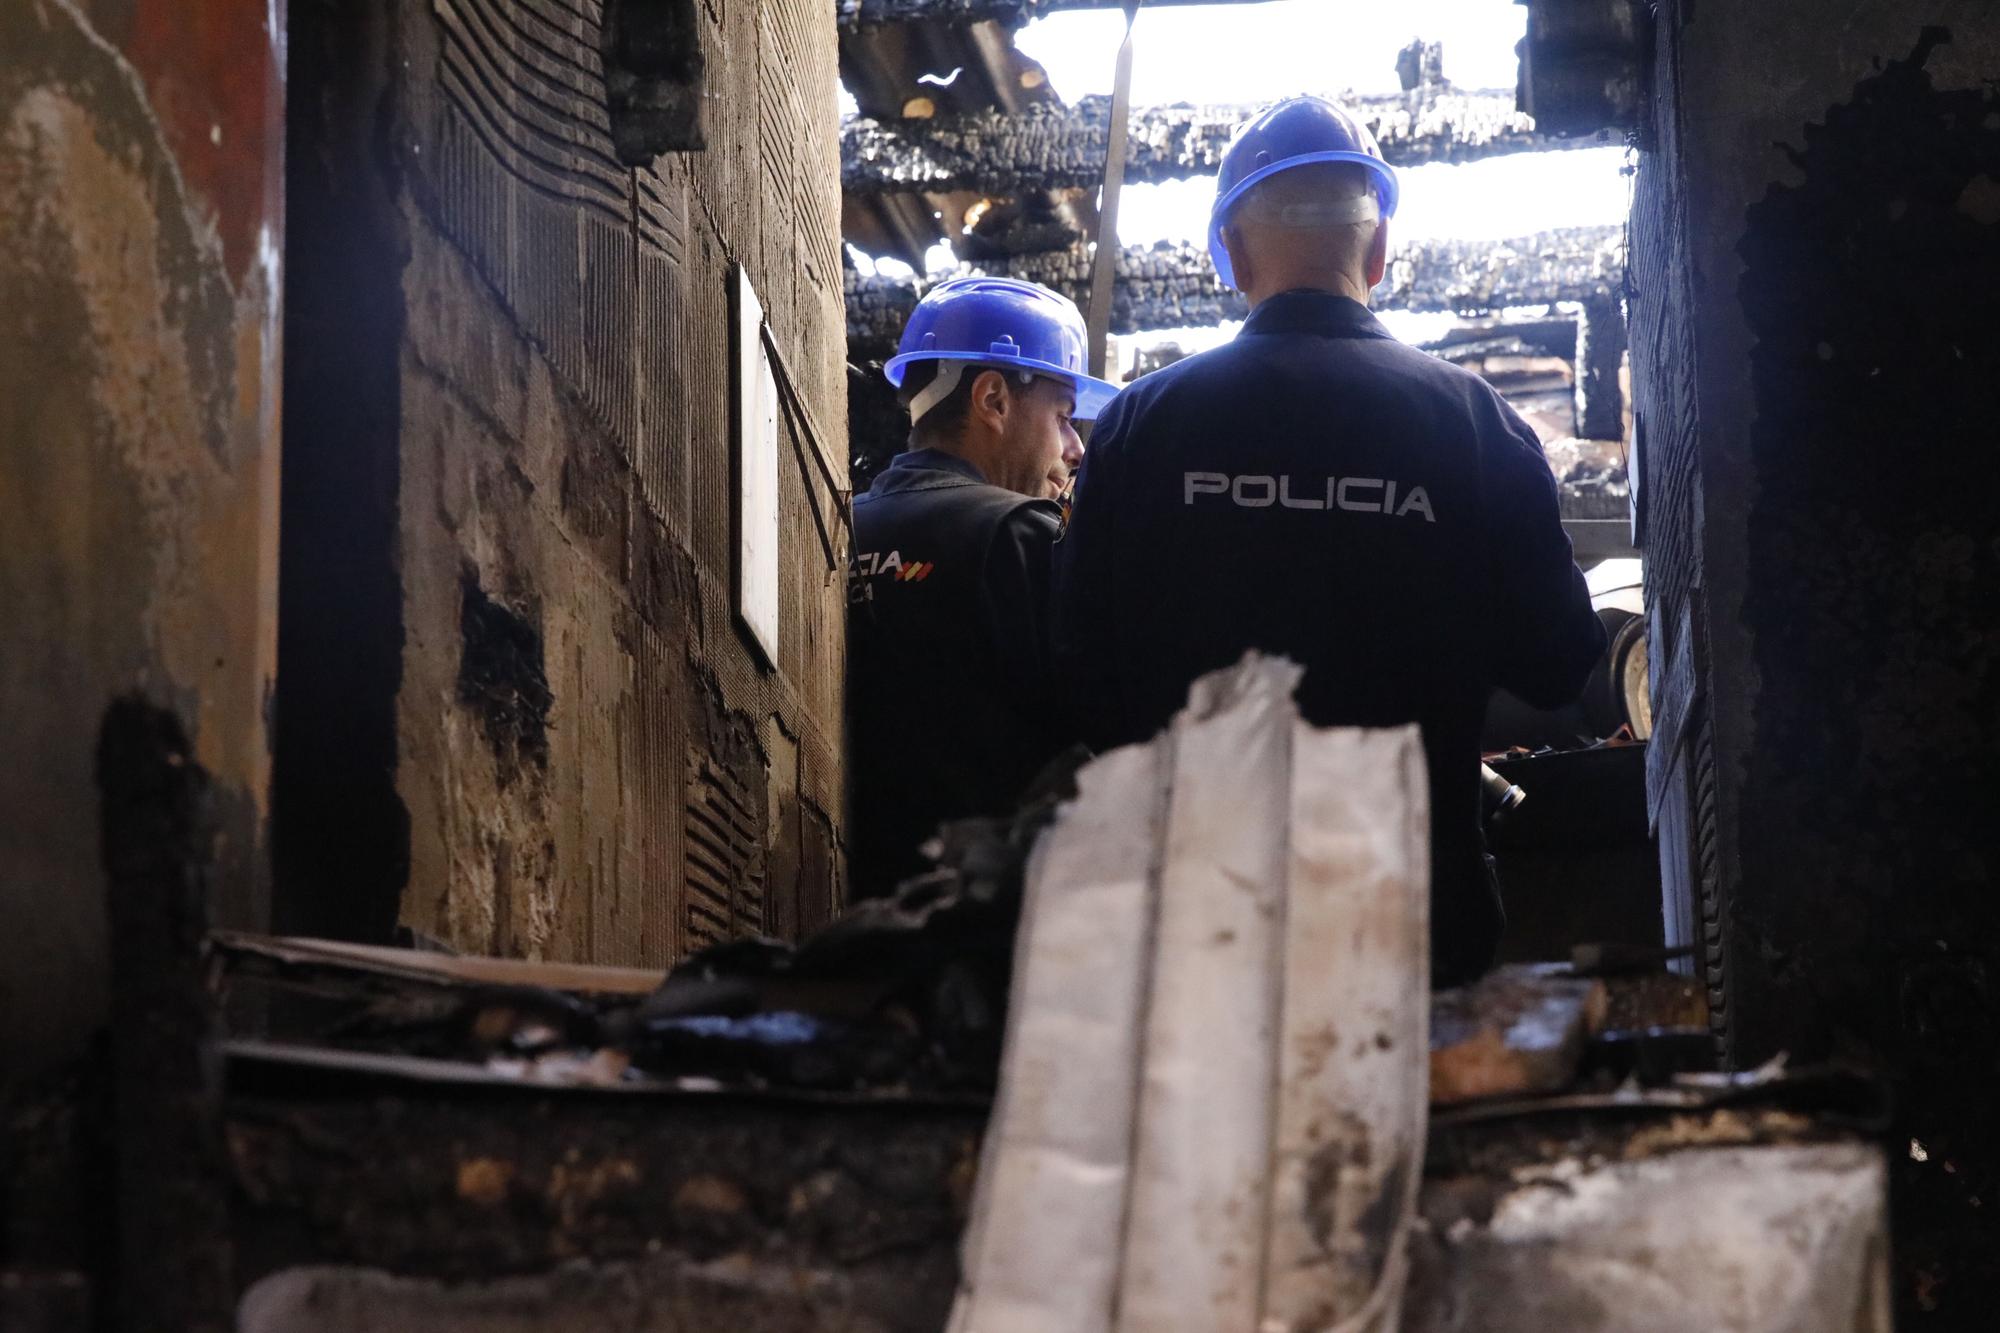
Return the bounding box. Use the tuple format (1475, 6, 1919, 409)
(278, 0, 848, 964)
(1626, 0, 1727, 1043)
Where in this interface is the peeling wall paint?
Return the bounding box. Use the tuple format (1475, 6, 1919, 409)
(0, 0, 283, 1070)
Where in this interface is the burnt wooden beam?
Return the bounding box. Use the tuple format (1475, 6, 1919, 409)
(838, 0, 1272, 31)
(1385, 225, 1625, 316)
(1574, 294, 1628, 441)
(1421, 316, 1578, 361)
(844, 244, 1244, 355)
(843, 88, 1608, 197)
(221, 1054, 980, 1327)
(846, 225, 1626, 353)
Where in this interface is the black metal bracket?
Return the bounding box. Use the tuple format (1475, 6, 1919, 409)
(602, 0, 707, 165)
(1515, 0, 1656, 147)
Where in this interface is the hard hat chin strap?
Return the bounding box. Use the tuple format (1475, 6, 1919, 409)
(1261, 192, 1381, 230)
(908, 360, 968, 425)
(907, 362, 1041, 425)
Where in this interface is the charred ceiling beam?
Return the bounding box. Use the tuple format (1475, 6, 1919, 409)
(838, 0, 1272, 32)
(843, 87, 1607, 198)
(844, 242, 1240, 356)
(846, 226, 1626, 354)
(1421, 316, 1578, 361)
(1385, 225, 1625, 315)
(837, 0, 1096, 266)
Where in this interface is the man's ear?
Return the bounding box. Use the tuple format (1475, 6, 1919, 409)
(969, 368, 1011, 432)
(1222, 224, 1255, 295)
(1365, 220, 1389, 291)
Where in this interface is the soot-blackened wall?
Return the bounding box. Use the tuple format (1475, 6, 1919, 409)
(0, 0, 283, 1071)
(278, 0, 849, 965)
(1632, 5, 2000, 1321)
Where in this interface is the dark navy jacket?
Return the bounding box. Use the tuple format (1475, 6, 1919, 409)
(1053, 291, 1605, 984)
(847, 449, 1071, 894)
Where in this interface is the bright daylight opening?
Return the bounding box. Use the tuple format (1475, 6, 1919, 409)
(842, 0, 1643, 744)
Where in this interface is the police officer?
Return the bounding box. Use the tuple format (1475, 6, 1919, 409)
(1052, 97, 1606, 985)
(847, 277, 1121, 893)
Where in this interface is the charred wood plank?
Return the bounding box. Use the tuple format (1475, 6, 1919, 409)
(223, 1069, 980, 1309)
(845, 226, 1626, 354)
(843, 88, 1599, 197)
(838, 0, 1271, 31)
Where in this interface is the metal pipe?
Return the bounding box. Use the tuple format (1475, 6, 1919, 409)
(1481, 763, 1527, 827)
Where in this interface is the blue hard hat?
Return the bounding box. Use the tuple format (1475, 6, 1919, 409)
(1207, 96, 1401, 291)
(884, 276, 1122, 421)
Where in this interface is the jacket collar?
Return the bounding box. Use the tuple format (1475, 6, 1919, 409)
(870, 447, 989, 491)
(1238, 289, 1393, 342)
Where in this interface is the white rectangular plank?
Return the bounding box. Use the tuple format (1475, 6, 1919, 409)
(951, 740, 1171, 1333)
(1260, 724, 1430, 1333)
(1115, 659, 1301, 1333)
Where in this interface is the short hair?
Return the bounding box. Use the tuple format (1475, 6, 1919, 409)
(895, 360, 978, 449)
(896, 361, 1043, 449)
(1232, 161, 1380, 273)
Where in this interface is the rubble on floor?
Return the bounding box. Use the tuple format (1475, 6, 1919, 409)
(1411, 1068, 1893, 1332)
(4, 666, 1893, 1331)
(190, 857, 1885, 1333)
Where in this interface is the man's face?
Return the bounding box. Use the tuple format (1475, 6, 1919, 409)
(1000, 375, 1084, 501)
